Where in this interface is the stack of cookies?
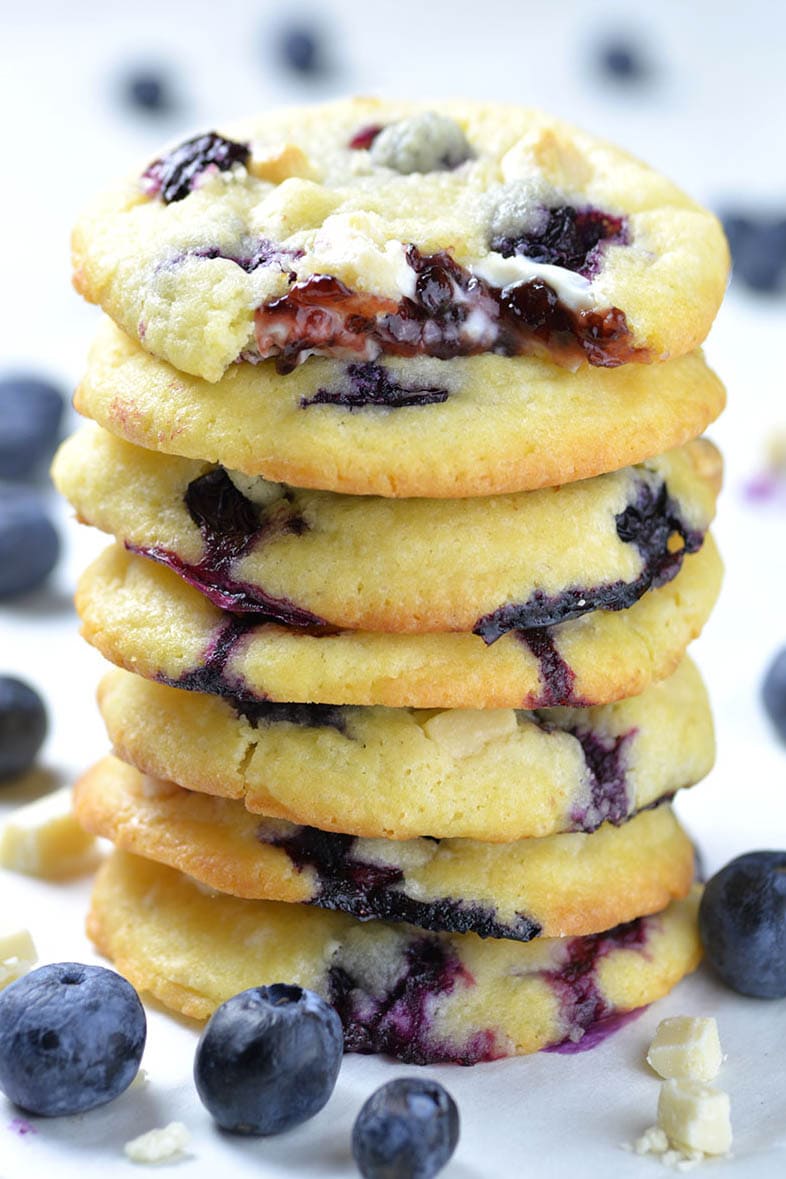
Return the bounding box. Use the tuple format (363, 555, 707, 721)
(54, 99, 729, 1064)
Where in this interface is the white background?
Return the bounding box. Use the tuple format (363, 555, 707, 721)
(1, 1, 786, 1175)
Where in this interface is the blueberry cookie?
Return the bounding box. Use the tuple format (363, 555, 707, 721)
(75, 757, 694, 943)
(55, 425, 720, 635)
(96, 659, 713, 841)
(88, 851, 702, 1063)
(72, 99, 728, 382)
(77, 540, 722, 708)
(75, 318, 725, 498)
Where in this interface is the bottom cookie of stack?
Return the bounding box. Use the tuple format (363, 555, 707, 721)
(89, 850, 701, 1065)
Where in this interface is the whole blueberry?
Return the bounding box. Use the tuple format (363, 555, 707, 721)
(0, 485, 60, 598)
(352, 1078, 460, 1179)
(0, 676, 47, 781)
(123, 69, 173, 114)
(0, 963, 146, 1116)
(722, 214, 786, 294)
(277, 24, 323, 75)
(0, 376, 65, 480)
(763, 646, 786, 742)
(597, 39, 649, 83)
(699, 852, 786, 998)
(194, 983, 343, 1135)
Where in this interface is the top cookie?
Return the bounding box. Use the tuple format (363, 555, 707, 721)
(72, 98, 728, 383)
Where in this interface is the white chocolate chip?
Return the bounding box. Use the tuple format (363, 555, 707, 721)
(0, 786, 97, 879)
(248, 142, 320, 184)
(657, 1080, 732, 1157)
(647, 1017, 723, 1083)
(124, 1122, 190, 1165)
(423, 709, 518, 758)
(225, 469, 286, 507)
(0, 928, 37, 990)
(370, 113, 471, 174)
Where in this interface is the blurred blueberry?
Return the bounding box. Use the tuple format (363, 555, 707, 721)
(763, 646, 786, 742)
(0, 676, 47, 782)
(0, 376, 65, 480)
(123, 69, 174, 114)
(597, 39, 649, 83)
(0, 485, 60, 598)
(722, 212, 786, 294)
(699, 852, 786, 998)
(276, 23, 324, 75)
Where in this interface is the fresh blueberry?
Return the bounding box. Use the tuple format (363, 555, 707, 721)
(276, 24, 323, 75)
(597, 39, 649, 82)
(722, 213, 786, 294)
(0, 676, 47, 781)
(352, 1078, 460, 1179)
(123, 69, 174, 114)
(699, 852, 786, 998)
(0, 485, 60, 598)
(763, 646, 786, 742)
(194, 983, 343, 1135)
(0, 376, 65, 480)
(0, 963, 146, 1116)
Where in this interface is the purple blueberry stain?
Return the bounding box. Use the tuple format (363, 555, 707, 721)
(474, 477, 703, 643)
(518, 628, 584, 707)
(141, 132, 250, 203)
(257, 823, 542, 942)
(157, 613, 257, 700)
(131, 468, 328, 626)
(328, 937, 501, 1066)
(490, 205, 627, 280)
(544, 1005, 647, 1054)
(543, 915, 653, 1048)
(8, 1117, 36, 1136)
(301, 362, 449, 410)
(566, 728, 636, 830)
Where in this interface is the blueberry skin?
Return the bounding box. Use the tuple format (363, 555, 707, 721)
(352, 1078, 460, 1179)
(699, 852, 786, 998)
(0, 676, 47, 781)
(763, 647, 786, 742)
(0, 963, 146, 1116)
(194, 983, 343, 1135)
(0, 485, 60, 598)
(0, 376, 65, 480)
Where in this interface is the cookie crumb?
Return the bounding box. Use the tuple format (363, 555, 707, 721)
(124, 1122, 189, 1165)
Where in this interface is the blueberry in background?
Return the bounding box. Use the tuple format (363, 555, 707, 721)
(721, 212, 786, 294)
(352, 1077, 460, 1179)
(0, 375, 65, 480)
(0, 485, 60, 598)
(0, 963, 146, 1116)
(121, 68, 176, 115)
(596, 38, 650, 84)
(0, 676, 47, 781)
(275, 22, 325, 76)
(763, 646, 786, 742)
(699, 851, 786, 998)
(194, 983, 343, 1135)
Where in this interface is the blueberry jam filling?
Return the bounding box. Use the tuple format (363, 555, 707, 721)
(301, 362, 449, 410)
(475, 479, 702, 643)
(141, 132, 250, 204)
(328, 938, 501, 1065)
(254, 245, 647, 374)
(490, 205, 626, 279)
(132, 469, 328, 625)
(258, 823, 542, 942)
(544, 915, 651, 1048)
(348, 124, 383, 150)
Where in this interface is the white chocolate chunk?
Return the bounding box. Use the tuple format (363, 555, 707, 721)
(0, 928, 37, 990)
(0, 786, 97, 879)
(647, 1017, 723, 1082)
(124, 1122, 190, 1165)
(423, 708, 518, 758)
(225, 469, 286, 507)
(248, 142, 319, 184)
(657, 1080, 732, 1156)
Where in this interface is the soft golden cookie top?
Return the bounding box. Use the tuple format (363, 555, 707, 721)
(73, 98, 729, 381)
